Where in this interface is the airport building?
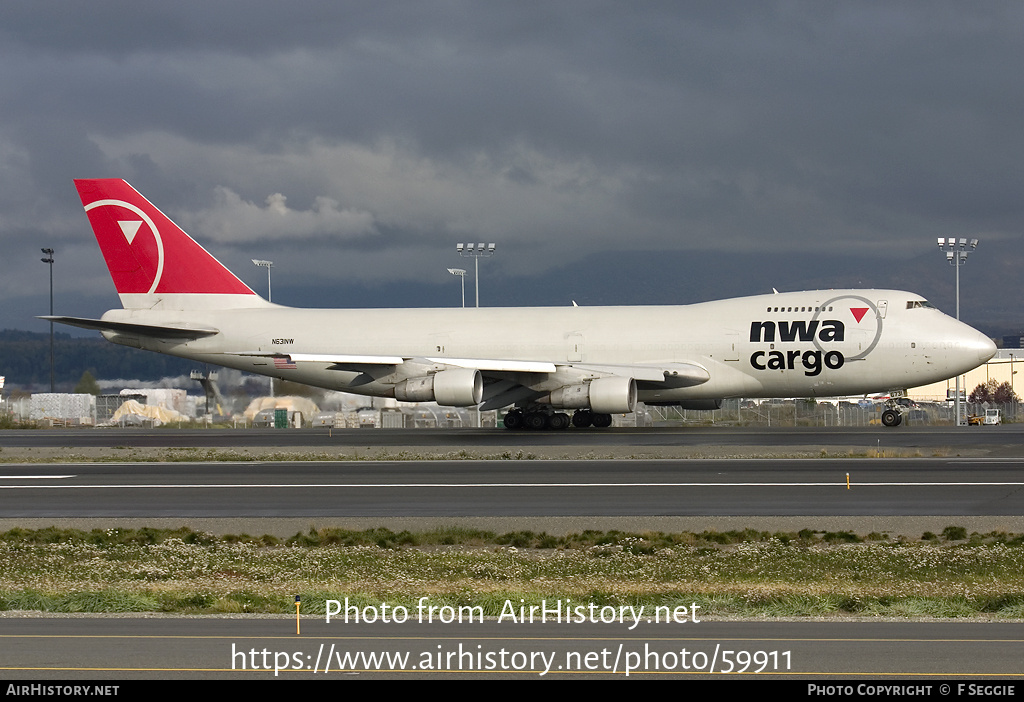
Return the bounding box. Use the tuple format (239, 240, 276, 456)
(909, 349, 1022, 403)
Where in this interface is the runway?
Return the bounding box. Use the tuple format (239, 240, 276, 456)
(2, 617, 1023, 680)
(1, 458, 1024, 519)
(2, 427, 1023, 681)
(3, 426, 1024, 534)
(3, 424, 1024, 456)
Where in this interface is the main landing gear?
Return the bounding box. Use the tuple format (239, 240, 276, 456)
(502, 408, 613, 430)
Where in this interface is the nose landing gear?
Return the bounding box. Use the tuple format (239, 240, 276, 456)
(880, 397, 909, 427)
(881, 408, 903, 426)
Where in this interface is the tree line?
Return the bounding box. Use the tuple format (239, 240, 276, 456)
(968, 379, 1020, 404)
(0, 329, 195, 390)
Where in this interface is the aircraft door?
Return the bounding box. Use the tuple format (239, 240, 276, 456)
(567, 332, 584, 362)
(724, 329, 740, 361)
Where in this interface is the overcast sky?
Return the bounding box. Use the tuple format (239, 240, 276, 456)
(2, 2, 1022, 334)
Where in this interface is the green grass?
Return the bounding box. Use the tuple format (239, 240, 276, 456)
(2, 526, 1023, 618)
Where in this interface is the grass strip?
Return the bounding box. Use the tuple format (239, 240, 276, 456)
(1, 526, 1023, 618)
(0, 446, 952, 463)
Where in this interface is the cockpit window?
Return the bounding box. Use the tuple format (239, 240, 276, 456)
(906, 300, 934, 309)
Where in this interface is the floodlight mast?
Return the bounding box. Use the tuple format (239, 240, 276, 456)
(251, 259, 274, 397)
(251, 259, 273, 303)
(456, 243, 496, 308)
(447, 268, 467, 308)
(936, 237, 980, 426)
(40, 248, 55, 392)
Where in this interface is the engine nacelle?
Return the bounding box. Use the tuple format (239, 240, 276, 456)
(546, 376, 637, 414)
(394, 368, 483, 406)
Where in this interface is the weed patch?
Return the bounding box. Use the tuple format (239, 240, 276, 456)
(1, 526, 1023, 617)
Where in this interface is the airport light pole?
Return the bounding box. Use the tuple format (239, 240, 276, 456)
(251, 259, 274, 397)
(251, 259, 273, 302)
(456, 243, 496, 308)
(40, 248, 55, 392)
(447, 268, 466, 308)
(937, 237, 979, 427)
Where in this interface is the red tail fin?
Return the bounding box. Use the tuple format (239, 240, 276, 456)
(75, 179, 260, 308)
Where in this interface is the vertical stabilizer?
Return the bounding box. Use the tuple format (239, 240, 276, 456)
(74, 179, 267, 310)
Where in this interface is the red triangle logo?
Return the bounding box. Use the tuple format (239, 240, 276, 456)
(850, 307, 869, 323)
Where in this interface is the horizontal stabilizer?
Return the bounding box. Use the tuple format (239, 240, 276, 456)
(40, 316, 219, 339)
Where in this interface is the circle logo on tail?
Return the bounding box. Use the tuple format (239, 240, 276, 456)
(813, 294, 882, 361)
(85, 199, 164, 294)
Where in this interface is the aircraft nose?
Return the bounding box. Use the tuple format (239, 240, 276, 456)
(955, 325, 996, 364)
(975, 333, 997, 363)
(946, 320, 996, 372)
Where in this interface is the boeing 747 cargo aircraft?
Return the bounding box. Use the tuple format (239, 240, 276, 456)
(45, 179, 996, 430)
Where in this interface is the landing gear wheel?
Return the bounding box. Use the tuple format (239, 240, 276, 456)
(525, 412, 548, 431)
(591, 413, 613, 428)
(881, 409, 903, 427)
(503, 410, 523, 430)
(572, 410, 593, 428)
(547, 412, 570, 430)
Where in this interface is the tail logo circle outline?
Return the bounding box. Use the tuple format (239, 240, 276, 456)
(84, 199, 165, 294)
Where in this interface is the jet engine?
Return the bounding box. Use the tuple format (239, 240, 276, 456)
(393, 368, 483, 406)
(544, 376, 637, 414)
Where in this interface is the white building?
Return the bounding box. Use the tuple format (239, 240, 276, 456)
(909, 349, 1022, 402)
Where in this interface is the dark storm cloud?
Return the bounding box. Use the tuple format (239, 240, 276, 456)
(0, 2, 1022, 334)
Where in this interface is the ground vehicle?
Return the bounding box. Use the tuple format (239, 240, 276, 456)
(968, 408, 1002, 425)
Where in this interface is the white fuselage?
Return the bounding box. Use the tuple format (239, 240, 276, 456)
(97, 288, 995, 406)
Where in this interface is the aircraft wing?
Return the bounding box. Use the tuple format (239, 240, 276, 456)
(40, 315, 220, 339)
(571, 362, 709, 385)
(226, 353, 707, 383)
(228, 352, 708, 408)
(423, 357, 557, 373)
(228, 352, 557, 373)
(279, 352, 405, 367)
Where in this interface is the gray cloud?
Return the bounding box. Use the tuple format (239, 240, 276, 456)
(0, 2, 1021, 335)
